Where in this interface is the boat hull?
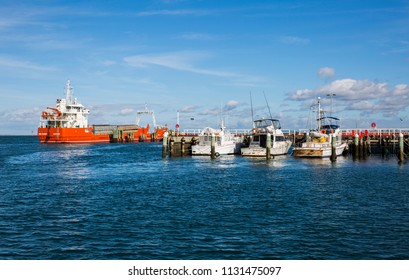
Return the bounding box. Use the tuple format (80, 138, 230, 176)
(293, 143, 347, 158)
(192, 142, 241, 156)
(38, 127, 110, 144)
(241, 141, 292, 157)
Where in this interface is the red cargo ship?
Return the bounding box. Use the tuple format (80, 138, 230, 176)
(37, 80, 110, 144)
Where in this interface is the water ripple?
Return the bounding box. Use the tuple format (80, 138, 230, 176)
(0, 136, 408, 259)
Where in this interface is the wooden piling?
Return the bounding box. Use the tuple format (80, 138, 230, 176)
(330, 135, 337, 162)
(359, 138, 364, 158)
(366, 136, 371, 156)
(266, 132, 271, 160)
(181, 137, 185, 157)
(162, 132, 168, 158)
(354, 133, 359, 159)
(399, 132, 404, 163)
(211, 133, 216, 159)
(169, 136, 174, 158)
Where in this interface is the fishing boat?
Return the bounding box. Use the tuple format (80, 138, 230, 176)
(191, 122, 243, 156)
(293, 97, 347, 158)
(37, 80, 110, 144)
(241, 118, 292, 157)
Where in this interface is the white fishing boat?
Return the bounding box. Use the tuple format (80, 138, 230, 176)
(191, 124, 243, 156)
(293, 97, 347, 158)
(241, 118, 292, 157)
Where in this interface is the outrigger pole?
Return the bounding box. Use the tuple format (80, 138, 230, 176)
(264, 91, 273, 119)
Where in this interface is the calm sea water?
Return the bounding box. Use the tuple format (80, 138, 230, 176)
(0, 136, 408, 260)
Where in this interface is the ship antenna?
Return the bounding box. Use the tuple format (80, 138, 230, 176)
(264, 91, 273, 119)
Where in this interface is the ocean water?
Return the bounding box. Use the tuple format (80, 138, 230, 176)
(0, 136, 408, 260)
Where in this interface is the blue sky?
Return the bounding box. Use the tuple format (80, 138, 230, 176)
(1, 0, 409, 134)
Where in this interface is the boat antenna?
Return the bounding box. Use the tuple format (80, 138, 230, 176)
(264, 91, 273, 119)
(250, 92, 254, 128)
(220, 102, 225, 130)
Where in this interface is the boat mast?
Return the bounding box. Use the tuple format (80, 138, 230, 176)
(250, 92, 255, 128)
(317, 97, 321, 130)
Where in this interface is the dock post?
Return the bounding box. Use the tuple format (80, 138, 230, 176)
(162, 132, 168, 158)
(366, 136, 371, 155)
(266, 132, 271, 160)
(381, 137, 385, 157)
(362, 137, 367, 159)
(169, 136, 174, 158)
(181, 137, 185, 157)
(330, 135, 337, 162)
(359, 137, 364, 158)
(211, 133, 216, 159)
(399, 132, 404, 163)
(354, 133, 359, 159)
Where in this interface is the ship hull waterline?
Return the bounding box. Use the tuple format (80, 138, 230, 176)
(38, 127, 110, 144)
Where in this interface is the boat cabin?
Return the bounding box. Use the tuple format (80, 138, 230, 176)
(254, 118, 281, 129)
(318, 116, 340, 134)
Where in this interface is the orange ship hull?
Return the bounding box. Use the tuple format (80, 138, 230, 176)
(38, 127, 110, 144)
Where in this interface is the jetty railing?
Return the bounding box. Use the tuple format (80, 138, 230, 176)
(180, 128, 409, 137)
(341, 128, 409, 137)
(181, 129, 250, 136)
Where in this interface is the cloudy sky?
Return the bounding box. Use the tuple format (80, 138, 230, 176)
(1, 0, 408, 134)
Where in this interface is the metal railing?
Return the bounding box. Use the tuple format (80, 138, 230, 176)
(180, 128, 409, 136)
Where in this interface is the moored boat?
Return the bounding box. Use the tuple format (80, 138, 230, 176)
(241, 118, 292, 157)
(191, 123, 243, 156)
(293, 97, 347, 158)
(37, 80, 110, 144)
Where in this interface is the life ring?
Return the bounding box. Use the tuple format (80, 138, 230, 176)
(320, 129, 326, 134)
(215, 152, 220, 157)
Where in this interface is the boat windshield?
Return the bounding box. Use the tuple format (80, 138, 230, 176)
(254, 119, 281, 129)
(319, 117, 340, 130)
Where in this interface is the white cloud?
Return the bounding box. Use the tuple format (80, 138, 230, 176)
(179, 105, 199, 113)
(0, 56, 55, 71)
(287, 79, 409, 117)
(124, 51, 245, 78)
(224, 100, 240, 111)
(0, 107, 41, 123)
(318, 67, 335, 78)
(288, 79, 389, 101)
(278, 36, 310, 45)
(120, 108, 135, 115)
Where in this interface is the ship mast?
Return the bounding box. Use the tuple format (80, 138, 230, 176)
(65, 80, 73, 104)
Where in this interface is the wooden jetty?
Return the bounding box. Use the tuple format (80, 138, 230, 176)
(162, 134, 196, 158)
(286, 128, 409, 159)
(164, 128, 409, 160)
